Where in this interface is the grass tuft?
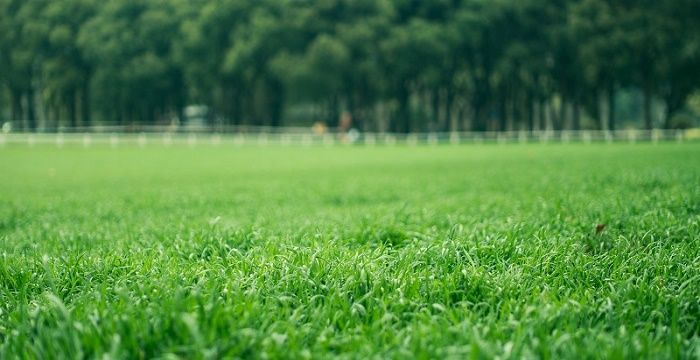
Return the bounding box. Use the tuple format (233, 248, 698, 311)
(0, 143, 699, 358)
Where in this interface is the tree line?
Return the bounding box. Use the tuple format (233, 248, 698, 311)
(1, 0, 699, 133)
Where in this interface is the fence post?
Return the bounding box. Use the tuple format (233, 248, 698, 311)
(583, 131, 592, 144)
(676, 130, 684, 143)
(450, 132, 460, 145)
(365, 133, 376, 146)
(301, 134, 312, 147)
(138, 133, 148, 148)
(497, 133, 506, 145)
(56, 133, 64, 148)
(163, 133, 173, 147)
(426, 133, 436, 146)
(110, 134, 119, 148)
(211, 134, 222, 146)
(280, 134, 291, 146)
(257, 133, 268, 146)
(605, 131, 613, 144)
(406, 134, 418, 146)
(652, 129, 659, 144)
(82, 134, 92, 148)
(561, 131, 570, 144)
(518, 131, 527, 144)
(187, 134, 197, 147)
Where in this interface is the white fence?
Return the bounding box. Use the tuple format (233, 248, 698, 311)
(0, 129, 696, 148)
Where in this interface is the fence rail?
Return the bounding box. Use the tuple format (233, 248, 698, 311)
(0, 129, 696, 148)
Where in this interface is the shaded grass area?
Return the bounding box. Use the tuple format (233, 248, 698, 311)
(0, 143, 699, 359)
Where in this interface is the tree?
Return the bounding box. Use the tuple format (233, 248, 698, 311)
(0, 0, 48, 129)
(78, 0, 186, 125)
(380, 19, 446, 132)
(655, 0, 700, 128)
(41, 0, 96, 129)
(570, 0, 627, 130)
(1, 0, 698, 132)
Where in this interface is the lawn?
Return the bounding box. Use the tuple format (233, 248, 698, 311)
(0, 143, 699, 359)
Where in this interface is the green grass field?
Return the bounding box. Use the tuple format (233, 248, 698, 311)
(1, 143, 699, 359)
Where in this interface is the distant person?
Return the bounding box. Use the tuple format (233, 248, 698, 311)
(312, 122, 327, 135)
(339, 112, 352, 133)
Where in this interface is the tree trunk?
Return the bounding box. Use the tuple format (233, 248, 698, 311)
(498, 92, 507, 132)
(26, 88, 37, 131)
(507, 96, 515, 132)
(446, 88, 455, 133)
(538, 98, 547, 131)
(270, 92, 284, 128)
(547, 100, 557, 131)
(663, 92, 685, 129)
(116, 102, 124, 126)
(643, 84, 653, 130)
(607, 84, 616, 131)
(527, 96, 534, 132)
(395, 85, 410, 133)
(81, 79, 91, 128)
(47, 102, 56, 130)
(557, 97, 566, 131)
(10, 89, 23, 124)
(227, 83, 237, 125)
(595, 91, 604, 130)
(68, 91, 78, 129)
(431, 89, 440, 131)
(327, 95, 338, 127)
(572, 102, 581, 131)
(458, 105, 467, 132)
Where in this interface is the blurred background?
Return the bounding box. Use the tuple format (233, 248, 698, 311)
(0, 0, 699, 135)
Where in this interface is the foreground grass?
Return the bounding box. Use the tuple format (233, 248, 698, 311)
(0, 143, 699, 359)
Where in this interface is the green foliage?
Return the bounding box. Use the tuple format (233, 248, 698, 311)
(1, 0, 699, 131)
(0, 143, 699, 357)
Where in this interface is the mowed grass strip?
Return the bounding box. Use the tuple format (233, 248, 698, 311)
(0, 143, 699, 359)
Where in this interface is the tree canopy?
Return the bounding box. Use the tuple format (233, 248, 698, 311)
(1, 0, 699, 132)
